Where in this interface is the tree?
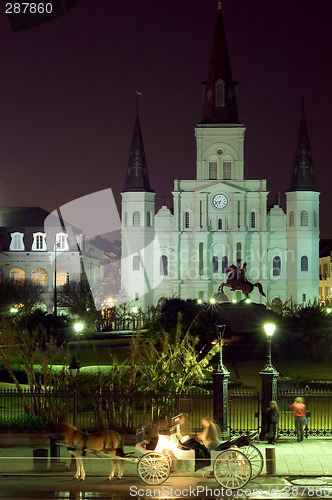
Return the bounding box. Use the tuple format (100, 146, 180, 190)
(57, 280, 100, 329)
(0, 279, 43, 318)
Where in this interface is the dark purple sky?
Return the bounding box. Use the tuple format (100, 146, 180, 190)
(0, 0, 332, 237)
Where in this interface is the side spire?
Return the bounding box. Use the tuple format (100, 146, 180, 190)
(289, 100, 318, 192)
(122, 95, 153, 193)
(201, 2, 239, 124)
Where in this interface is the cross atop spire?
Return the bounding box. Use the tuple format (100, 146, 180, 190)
(122, 104, 153, 193)
(288, 101, 318, 192)
(201, 2, 239, 124)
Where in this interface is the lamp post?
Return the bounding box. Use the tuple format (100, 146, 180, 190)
(74, 322, 84, 366)
(213, 323, 230, 438)
(69, 356, 79, 426)
(260, 322, 279, 440)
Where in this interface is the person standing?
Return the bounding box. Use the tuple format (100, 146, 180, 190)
(289, 397, 306, 442)
(266, 401, 279, 444)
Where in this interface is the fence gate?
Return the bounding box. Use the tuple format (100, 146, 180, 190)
(277, 389, 332, 437)
(228, 389, 260, 436)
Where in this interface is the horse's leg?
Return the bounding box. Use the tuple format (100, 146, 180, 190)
(116, 458, 124, 479)
(107, 457, 116, 481)
(78, 457, 85, 481)
(71, 452, 80, 480)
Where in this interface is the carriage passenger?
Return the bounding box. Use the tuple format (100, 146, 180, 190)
(197, 417, 220, 451)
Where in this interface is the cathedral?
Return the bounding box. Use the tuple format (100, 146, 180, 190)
(120, 4, 319, 308)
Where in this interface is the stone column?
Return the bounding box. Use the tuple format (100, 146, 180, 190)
(260, 366, 279, 440)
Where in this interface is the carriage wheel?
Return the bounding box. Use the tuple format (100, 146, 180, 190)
(138, 452, 171, 485)
(241, 444, 263, 478)
(213, 449, 252, 490)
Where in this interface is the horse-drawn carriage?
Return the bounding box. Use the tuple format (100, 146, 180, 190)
(64, 414, 263, 490)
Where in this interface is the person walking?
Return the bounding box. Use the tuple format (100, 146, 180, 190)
(289, 397, 306, 442)
(266, 401, 279, 444)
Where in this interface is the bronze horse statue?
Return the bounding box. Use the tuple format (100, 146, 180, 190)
(218, 265, 266, 299)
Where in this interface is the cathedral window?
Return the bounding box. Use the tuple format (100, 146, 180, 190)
(215, 78, 225, 107)
(124, 212, 127, 227)
(32, 232, 46, 251)
(289, 211, 294, 227)
(272, 256, 281, 277)
(160, 255, 168, 276)
(218, 218, 222, 230)
(212, 256, 219, 274)
(199, 243, 204, 276)
(31, 268, 48, 286)
(209, 162, 218, 180)
(133, 211, 141, 227)
(56, 268, 70, 286)
(313, 211, 318, 227)
(301, 210, 308, 227)
(250, 212, 256, 229)
(10, 232, 24, 251)
(185, 212, 190, 229)
(9, 268, 25, 284)
(133, 255, 140, 271)
(56, 232, 68, 251)
(223, 161, 231, 180)
(236, 242, 242, 261)
(221, 256, 228, 273)
(301, 256, 308, 272)
(146, 211, 152, 227)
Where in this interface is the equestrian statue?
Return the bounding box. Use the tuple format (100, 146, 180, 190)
(218, 260, 266, 300)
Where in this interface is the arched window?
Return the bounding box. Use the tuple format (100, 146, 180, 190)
(124, 212, 127, 227)
(209, 161, 218, 180)
(56, 232, 68, 251)
(212, 256, 219, 274)
(185, 212, 190, 229)
(146, 211, 152, 227)
(133, 211, 140, 227)
(223, 161, 231, 180)
(218, 218, 222, 230)
(9, 268, 25, 284)
(215, 78, 225, 107)
(10, 232, 24, 251)
(313, 211, 318, 227)
(301, 210, 308, 227)
(250, 212, 256, 229)
(289, 211, 295, 227)
(160, 255, 168, 276)
(273, 256, 281, 277)
(133, 255, 140, 271)
(31, 268, 48, 286)
(32, 232, 46, 251)
(222, 256, 228, 273)
(236, 242, 242, 261)
(56, 268, 70, 286)
(301, 256, 308, 272)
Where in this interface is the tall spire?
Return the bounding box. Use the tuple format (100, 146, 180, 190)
(289, 100, 318, 192)
(201, 2, 239, 124)
(122, 104, 153, 193)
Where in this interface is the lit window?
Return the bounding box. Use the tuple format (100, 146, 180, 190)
(133, 255, 140, 271)
(218, 218, 222, 230)
(160, 255, 168, 276)
(301, 210, 308, 227)
(215, 78, 225, 107)
(289, 211, 295, 227)
(133, 211, 140, 227)
(209, 162, 218, 180)
(31, 268, 48, 286)
(32, 232, 46, 251)
(147, 211, 152, 227)
(301, 256, 308, 272)
(56, 268, 70, 286)
(212, 256, 219, 274)
(222, 256, 228, 273)
(185, 212, 190, 229)
(10, 232, 24, 251)
(9, 268, 25, 284)
(251, 212, 256, 229)
(56, 233, 68, 251)
(223, 161, 231, 180)
(273, 256, 281, 277)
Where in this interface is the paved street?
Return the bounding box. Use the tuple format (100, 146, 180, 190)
(0, 437, 332, 498)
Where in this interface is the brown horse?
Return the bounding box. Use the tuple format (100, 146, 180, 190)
(218, 265, 266, 299)
(64, 424, 125, 481)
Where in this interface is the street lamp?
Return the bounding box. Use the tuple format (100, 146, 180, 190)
(263, 323, 276, 370)
(69, 356, 80, 426)
(213, 323, 230, 438)
(74, 322, 84, 366)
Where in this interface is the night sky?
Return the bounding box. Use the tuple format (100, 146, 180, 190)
(0, 0, 332, 237)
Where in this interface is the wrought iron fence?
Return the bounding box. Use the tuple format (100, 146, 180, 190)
(228, 389, 260, 435)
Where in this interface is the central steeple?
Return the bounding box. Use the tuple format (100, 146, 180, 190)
(201, 2, 239, 124)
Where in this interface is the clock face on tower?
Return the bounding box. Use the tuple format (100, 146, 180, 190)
(212, 193, 228, 209)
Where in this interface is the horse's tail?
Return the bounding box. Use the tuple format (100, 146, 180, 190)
(116, 432, 125, 457)
(254, 282, 266, 297)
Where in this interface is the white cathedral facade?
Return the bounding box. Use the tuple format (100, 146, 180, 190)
(120, 5, 319, 308)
